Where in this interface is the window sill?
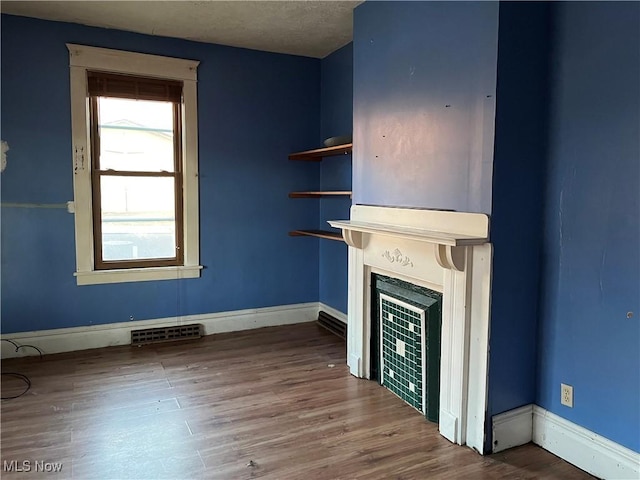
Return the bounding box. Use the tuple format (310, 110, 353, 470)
(74, 265, 203, 285)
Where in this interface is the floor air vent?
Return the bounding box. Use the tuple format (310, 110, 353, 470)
(317, 311, 347, 340)
(131, 324, 203, 346)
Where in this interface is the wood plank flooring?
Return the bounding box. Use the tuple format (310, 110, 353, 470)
(1, 322, 593, 479)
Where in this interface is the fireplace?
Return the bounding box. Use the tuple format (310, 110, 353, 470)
(371, 273, 442, 423)
(329, 205, 492, 453)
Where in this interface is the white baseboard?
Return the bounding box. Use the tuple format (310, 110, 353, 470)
(491, 405, 640, 479)
(1, 302, 320, 359)
(318, 303, 347, 324)
(439, 409, 458, 444)
(492, 404, 533, 453)
(533, 406, 640, 479)
(348, 353, 361, 377)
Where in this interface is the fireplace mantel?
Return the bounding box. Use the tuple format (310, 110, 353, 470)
(328, 218, 488, 271)
(328, 220, 488, 246)
(329, 205, 492, 454)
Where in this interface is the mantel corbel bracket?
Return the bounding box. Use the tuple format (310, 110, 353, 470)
(342, 229, 363, 249)
(330, 217, 485, 273)
(435, 244, 465, 272)
(342, 228, 465, 272)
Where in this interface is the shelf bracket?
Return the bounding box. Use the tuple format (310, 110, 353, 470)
(343, 229, 363, 249)
(435, 244, 465, 272)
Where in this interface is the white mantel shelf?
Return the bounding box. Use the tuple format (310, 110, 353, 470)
(328, 207, 489, 271)
(327, 220, 488, 247)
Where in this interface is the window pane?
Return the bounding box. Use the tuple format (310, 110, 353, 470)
(98, 97, 175, 172)
(100, 176, 177, 261)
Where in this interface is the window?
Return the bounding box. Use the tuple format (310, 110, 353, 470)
(88, 72, 184, 269)
(67, 44, 201, 285)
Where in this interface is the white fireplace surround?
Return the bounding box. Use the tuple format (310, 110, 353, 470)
(329, 205, 492, 454)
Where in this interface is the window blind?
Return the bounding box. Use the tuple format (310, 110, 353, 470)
(87, 71, 182, 102)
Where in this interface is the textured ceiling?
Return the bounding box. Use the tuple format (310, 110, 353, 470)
(1, 1, 362, 58)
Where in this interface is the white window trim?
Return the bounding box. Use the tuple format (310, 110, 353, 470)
(67, 44, 201, 285)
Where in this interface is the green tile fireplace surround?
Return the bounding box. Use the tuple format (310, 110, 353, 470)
(371, 274, 442, 423)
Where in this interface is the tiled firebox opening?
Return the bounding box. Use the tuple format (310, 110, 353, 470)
(371, 274, 442, 422)
(380, 295, 425, 411)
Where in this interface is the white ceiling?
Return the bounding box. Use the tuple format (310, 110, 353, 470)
(1, 1, 362, 58)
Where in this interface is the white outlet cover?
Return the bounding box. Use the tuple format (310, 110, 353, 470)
(561, 383, 574, 408)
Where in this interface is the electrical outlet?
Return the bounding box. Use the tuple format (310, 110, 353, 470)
(561, 383, 573, 407)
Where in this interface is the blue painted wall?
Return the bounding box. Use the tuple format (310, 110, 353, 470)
(537, 2, 640, 452)
(4, 1, 638, 455)
(352, 0, 640, 454)
(488, 1, 551, 434)
(352, 1, 499, 214)
(1, 14, 321, 333)
(319, 43, 352, 314)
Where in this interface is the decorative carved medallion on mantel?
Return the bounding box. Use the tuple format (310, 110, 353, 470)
(382, 248, 414, 267)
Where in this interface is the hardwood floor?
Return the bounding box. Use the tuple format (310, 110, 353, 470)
(1, 322, 593, 479)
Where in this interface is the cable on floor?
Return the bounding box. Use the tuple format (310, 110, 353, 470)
(1, 339, 43, 400)
(1, 338, 43, 358)
(1, 372, 31, 400)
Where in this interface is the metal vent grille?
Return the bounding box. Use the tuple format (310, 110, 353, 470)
(131, 324, 203, 346)
(317, 311, 347, 340)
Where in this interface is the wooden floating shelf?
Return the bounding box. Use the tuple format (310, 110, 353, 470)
(289, 230, 344, 241)
(288, 143, 352, 161)
(289, 191, 352, 198)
